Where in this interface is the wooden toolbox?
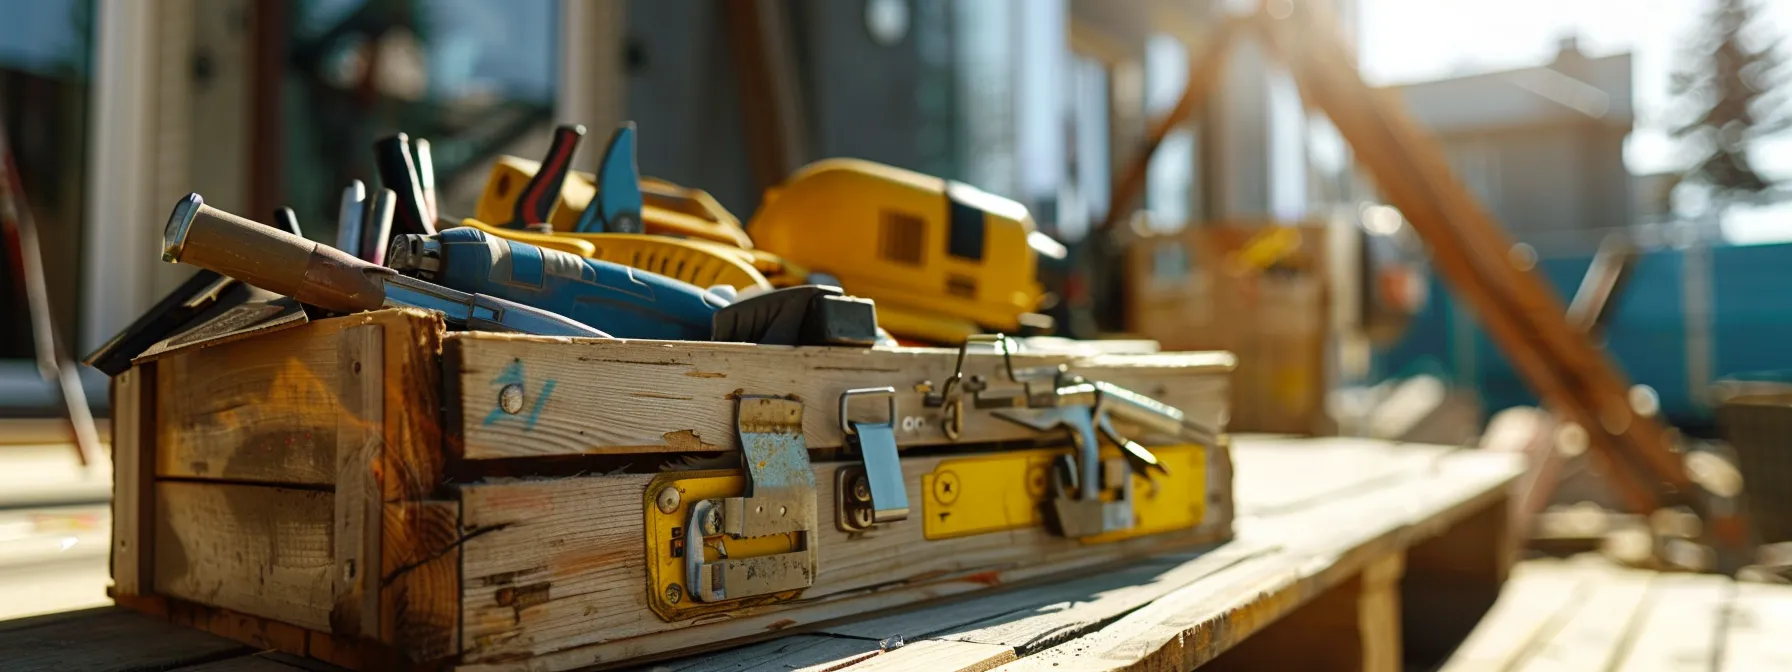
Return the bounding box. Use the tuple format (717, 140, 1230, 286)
(109, 308, 1235, 670)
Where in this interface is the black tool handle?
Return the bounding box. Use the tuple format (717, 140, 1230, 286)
(374, 133, 435, 236)
(509, 124, 585, 228)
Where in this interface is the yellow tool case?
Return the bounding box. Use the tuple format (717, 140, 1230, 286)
(108, 309, 1235, 670)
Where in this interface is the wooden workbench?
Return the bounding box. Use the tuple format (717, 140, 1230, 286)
(0, 437, 1522, 671)
(1443, 557, 1792, 670)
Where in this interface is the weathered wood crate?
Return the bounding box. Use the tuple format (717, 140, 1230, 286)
(110, 309, 1235, 670)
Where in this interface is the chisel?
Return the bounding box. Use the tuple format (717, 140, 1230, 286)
(161, 193, 607, 338)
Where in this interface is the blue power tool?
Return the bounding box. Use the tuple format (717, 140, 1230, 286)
(386, 227, 727, 340)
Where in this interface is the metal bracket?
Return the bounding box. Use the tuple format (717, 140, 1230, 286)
(837, 387, 908, 531)
(682, 396, 817, 603)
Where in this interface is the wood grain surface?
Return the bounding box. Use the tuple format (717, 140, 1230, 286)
(445, 333, 1232, 459)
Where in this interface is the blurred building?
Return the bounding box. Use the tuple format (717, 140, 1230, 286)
(1392, 37, 1634, 252)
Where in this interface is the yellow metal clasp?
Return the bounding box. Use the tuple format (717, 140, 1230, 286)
(645, 395, 817, 620)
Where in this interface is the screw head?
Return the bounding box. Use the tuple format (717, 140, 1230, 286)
(665, 583, 683, 604)
(499, 384, 525, 414)
(851, 476, 872, 503)
(655, 487, 681, 514)
(932, 471, 961, 505)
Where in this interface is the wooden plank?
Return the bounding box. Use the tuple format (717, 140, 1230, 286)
(1515, 567, 1653, 672)
(1005, 447, 1521, 671)
(1720, 582, 1792, 671)
(172, 652, 317, 671)
(1230, 436, 1447, 516)
(376, 309, 446, 503)
(656, 634, 884, 672)
(1404, 491, 1515, 665)
(153, 309, 442, 489)
(820, 544, 1267, 646)
(1204, 551, 1405, 672)
(843, 639, 1018, 672)
(380, 500, 461, 662)
(154, 482, 337, 632)
(1440, 562, 1587, 672)
(445, 333, 1231, 459)
(997, 546, 1311, 671)
(154, 315, 360, 486)
(1615, 572, 1731, 672)
(110, 364, 155, 596)
(332, 324, 382, 639)
(0, 608, 253, 672)
(455, 446, 1234, 667)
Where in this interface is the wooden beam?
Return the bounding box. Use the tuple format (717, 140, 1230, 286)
(445, 333, 1232, 459)
(1205, 552, 1405, 672)
(331, 325, 383, 639)
(110, 364, 156, 597)
(1099, 16, 1240, 233)
(724, 0, 809, 193)
(1252, 6, 1696, 516)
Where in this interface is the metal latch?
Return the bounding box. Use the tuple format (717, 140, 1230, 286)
(993, 403, 1136, 538)
(836, 387, 908, 532)
(646, 395, 818, 620)
(919, 334, 1068, 439)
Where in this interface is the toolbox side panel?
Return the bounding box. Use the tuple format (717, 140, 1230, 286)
(153, 481, 337, 631)
(151, 309, 446, 490)
(455, 448, 1234, 666)
(445, 335, 1232, 460)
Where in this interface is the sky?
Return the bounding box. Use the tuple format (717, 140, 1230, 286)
(1358, 0, 1792, 180)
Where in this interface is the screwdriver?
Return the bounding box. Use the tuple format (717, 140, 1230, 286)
(161, 194, 606, 338)
(387, 226, 728, 340)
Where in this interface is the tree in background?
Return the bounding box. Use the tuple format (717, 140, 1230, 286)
(1669, 0, 1789, 205)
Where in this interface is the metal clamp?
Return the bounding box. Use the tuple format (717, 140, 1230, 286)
(920, 334, 1066, 439)
(681, 396, 817, 603)
(837, 387, 908, 531)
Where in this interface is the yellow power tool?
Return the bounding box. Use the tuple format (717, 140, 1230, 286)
(748, 158, 1055, 343)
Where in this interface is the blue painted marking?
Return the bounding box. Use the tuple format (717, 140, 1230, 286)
(484, 360, 555, 429)
(526, 380, 557, 429)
